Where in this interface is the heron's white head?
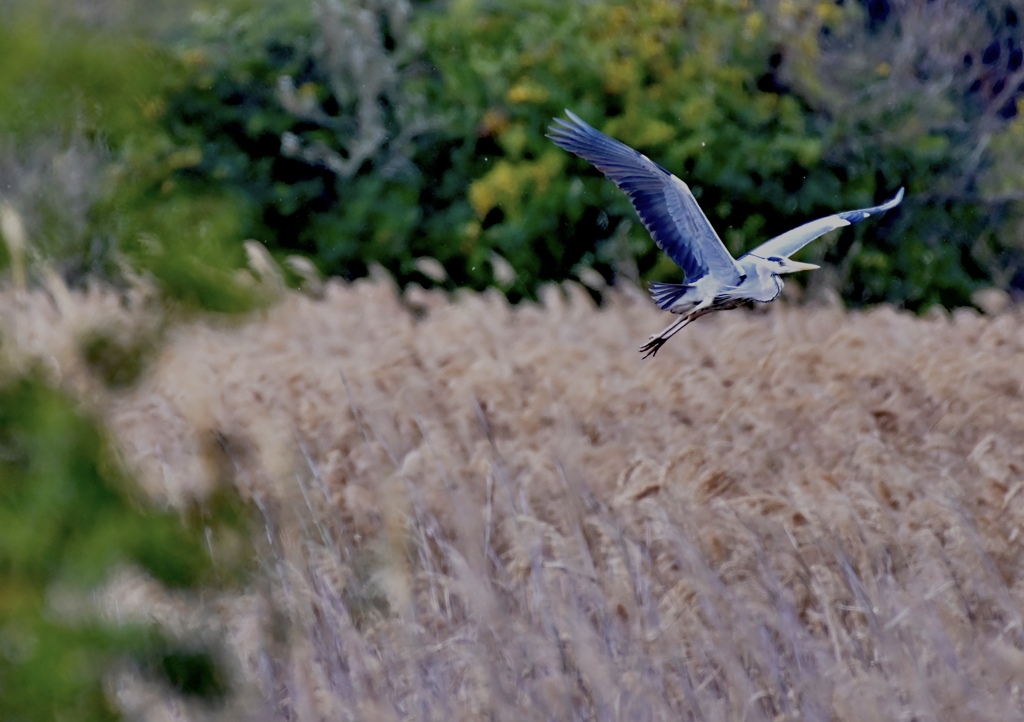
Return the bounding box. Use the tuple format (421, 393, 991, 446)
(758, 255, 819, 275)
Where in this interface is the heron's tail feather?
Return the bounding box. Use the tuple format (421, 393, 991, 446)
(648, 282, 693, 311)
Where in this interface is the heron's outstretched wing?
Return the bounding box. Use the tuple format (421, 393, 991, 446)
(746, 188, 904, 261)
(547, 110, 743, 285)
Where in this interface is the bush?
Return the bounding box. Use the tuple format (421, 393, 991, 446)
(0, 1, 272, 312)
(108, 0, 1024, 309)
(150, 0, 837, 299)
(0, 6, 158, 285)
(0, 372, 244, 719)
(776, 0, 1024, 307)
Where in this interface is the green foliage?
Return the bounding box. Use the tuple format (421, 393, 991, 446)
(0, 372, 244, 719)
(773, 0, 1024, 308)
(426, 0, 845, 288)
(0, 7, 162, 284)
(146, 4, 460, 290)
(0, 1, 267, 312)
(148, 0, 1018, 310)
(0, 8, 160, 140)
(7, 0, 1022, 311)
(97, 183, 265, 312)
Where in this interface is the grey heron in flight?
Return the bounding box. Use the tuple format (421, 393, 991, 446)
(547, 110, 904, 358)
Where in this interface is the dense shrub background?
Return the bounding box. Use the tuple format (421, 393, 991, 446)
(127, 0, 1024, 309)
(2, 0, 1022, 309)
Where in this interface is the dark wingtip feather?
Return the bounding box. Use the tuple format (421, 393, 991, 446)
(837, 187, 906, 225)
(546, 111, 592, 150)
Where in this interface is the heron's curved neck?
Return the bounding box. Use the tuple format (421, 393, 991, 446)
(752, 259, 777, 281)
(749, 259, 783, 300)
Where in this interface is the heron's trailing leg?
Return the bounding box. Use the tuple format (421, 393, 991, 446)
(639, 315, 693, 358)
(639, 297, 715, 358)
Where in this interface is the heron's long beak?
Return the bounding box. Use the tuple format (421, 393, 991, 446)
(782, 260, 819, 273)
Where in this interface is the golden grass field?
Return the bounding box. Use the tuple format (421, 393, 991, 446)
(5, 275, 1024, 720)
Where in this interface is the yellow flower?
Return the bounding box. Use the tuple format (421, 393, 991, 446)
(633, 119, 675, 147)
(469, 161, 518, 218)
(462, 220, 482, 242)
(468, 156, 564, 219)
(603, 56, 638, 95)
(468, 179, 498, 219)
(141, 97, 166, 121)
(744, 12, 763, 38)
(815, 1, 844, 23)
(648, 0, 682, 25)
(479, 109, 510, 138)
(181, 49, 209, 69)
(297, 82, 319, 101)
(506, 81, 550, 105)
(166, 147, 203, 170)
(607, 6, 631, 31)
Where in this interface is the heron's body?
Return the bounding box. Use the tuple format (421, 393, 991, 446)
(547, 110, 904, 358)
(652, 255, 784, 313)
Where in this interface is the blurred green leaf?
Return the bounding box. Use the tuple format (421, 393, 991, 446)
(0, 371, 247, 719)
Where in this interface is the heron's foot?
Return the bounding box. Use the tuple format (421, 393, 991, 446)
(639, 335, 667, 359)
(640, 313, 696, 359)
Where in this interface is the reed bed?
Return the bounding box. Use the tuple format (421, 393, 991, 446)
(4, 275, 1023, 720)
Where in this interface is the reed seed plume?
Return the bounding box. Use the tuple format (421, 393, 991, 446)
(3, 276, 1023, 720)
